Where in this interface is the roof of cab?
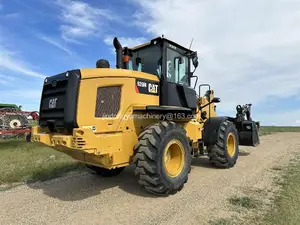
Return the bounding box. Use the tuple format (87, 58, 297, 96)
(130, 36, 194, 53)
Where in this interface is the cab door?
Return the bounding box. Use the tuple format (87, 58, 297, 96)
(160, 45, 197, 110)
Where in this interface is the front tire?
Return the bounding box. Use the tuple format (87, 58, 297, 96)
(207, 120, 239, 168)
(133, 121, 191, 196)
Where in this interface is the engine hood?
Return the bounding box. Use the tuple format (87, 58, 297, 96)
(80, 68, 159, 81)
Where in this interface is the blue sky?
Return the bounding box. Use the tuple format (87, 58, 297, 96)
(0, 0, 299, 126)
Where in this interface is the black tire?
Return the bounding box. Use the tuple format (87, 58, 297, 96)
(133, 121, 192, 196)
(207, 120, 239, 168)
(85, 165, 125, 177)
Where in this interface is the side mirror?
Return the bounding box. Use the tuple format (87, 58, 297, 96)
(212, 97, 221, 103)
(192, 51, 199, 68)
(188, 51, 199, 79)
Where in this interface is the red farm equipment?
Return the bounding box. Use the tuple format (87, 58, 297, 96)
(0, 105, 39, 141)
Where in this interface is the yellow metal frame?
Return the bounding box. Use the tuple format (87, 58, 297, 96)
(226, 132, 236, 157)
(31, 68, 218, 169)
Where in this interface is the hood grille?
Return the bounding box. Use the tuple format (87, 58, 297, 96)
(95, 86, 121, 118)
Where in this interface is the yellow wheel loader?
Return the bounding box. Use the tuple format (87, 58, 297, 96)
(31, 36, 260, 196)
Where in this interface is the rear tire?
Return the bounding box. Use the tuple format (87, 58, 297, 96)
(85, 165, 125, 177)
(133, 121, 191, 196)
(207, 120, 239, 168)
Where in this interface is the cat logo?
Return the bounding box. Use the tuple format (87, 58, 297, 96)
(148, 83, 158, 94)
(49, 98, 58, 109)
(135, 78, 159, 95)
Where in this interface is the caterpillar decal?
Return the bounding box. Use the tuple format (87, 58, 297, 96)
(135, 78, 160, 96)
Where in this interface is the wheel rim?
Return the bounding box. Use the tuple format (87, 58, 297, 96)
(227, 132, 236, 157)
(163, 139, 185, 177)
(9, 119, 21, 129)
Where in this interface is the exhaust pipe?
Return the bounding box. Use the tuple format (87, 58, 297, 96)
(113, 37, 123, 69)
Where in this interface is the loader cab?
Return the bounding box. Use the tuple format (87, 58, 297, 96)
(113, 36, 199, 111)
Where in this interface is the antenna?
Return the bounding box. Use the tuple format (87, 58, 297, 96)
(188, 37, 194, 50)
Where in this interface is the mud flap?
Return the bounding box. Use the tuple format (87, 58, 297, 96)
(234, 121, 260, 147)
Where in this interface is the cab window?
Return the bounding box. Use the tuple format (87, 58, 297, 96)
(131, 45, 162, 77)
(166, 48, 189, 85)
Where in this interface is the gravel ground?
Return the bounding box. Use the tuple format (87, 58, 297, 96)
(0, 133, 299, 225)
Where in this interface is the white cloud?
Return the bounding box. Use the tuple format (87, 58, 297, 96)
(257, 109, 300, 126)
(0, 45, 46, 79)
(38, 35, 73, 55)
(132, 0, 300, 116)
(0, 89, 42, 111)
(104, 36, 147, 53)
(0, 74, 16, 85)
(4, 13, 20, 19)
(0, 89, 42, 99)
(0, 67, 41, 109)
(55, 0, 119, 42)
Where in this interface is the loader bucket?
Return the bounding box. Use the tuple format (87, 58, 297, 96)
(235, 121, 260, 147)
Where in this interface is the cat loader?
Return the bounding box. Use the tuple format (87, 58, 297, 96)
(31, 36, 260, 196)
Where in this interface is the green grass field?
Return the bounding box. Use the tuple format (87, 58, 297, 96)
(259, 126, 300, 135)
(0, 139, 83, 185)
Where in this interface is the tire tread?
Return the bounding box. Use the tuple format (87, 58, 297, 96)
(208, 120, 239, 168)
(133, 121, 191, 196)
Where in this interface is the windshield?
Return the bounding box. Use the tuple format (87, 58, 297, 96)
(130, 45, 162, 77)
